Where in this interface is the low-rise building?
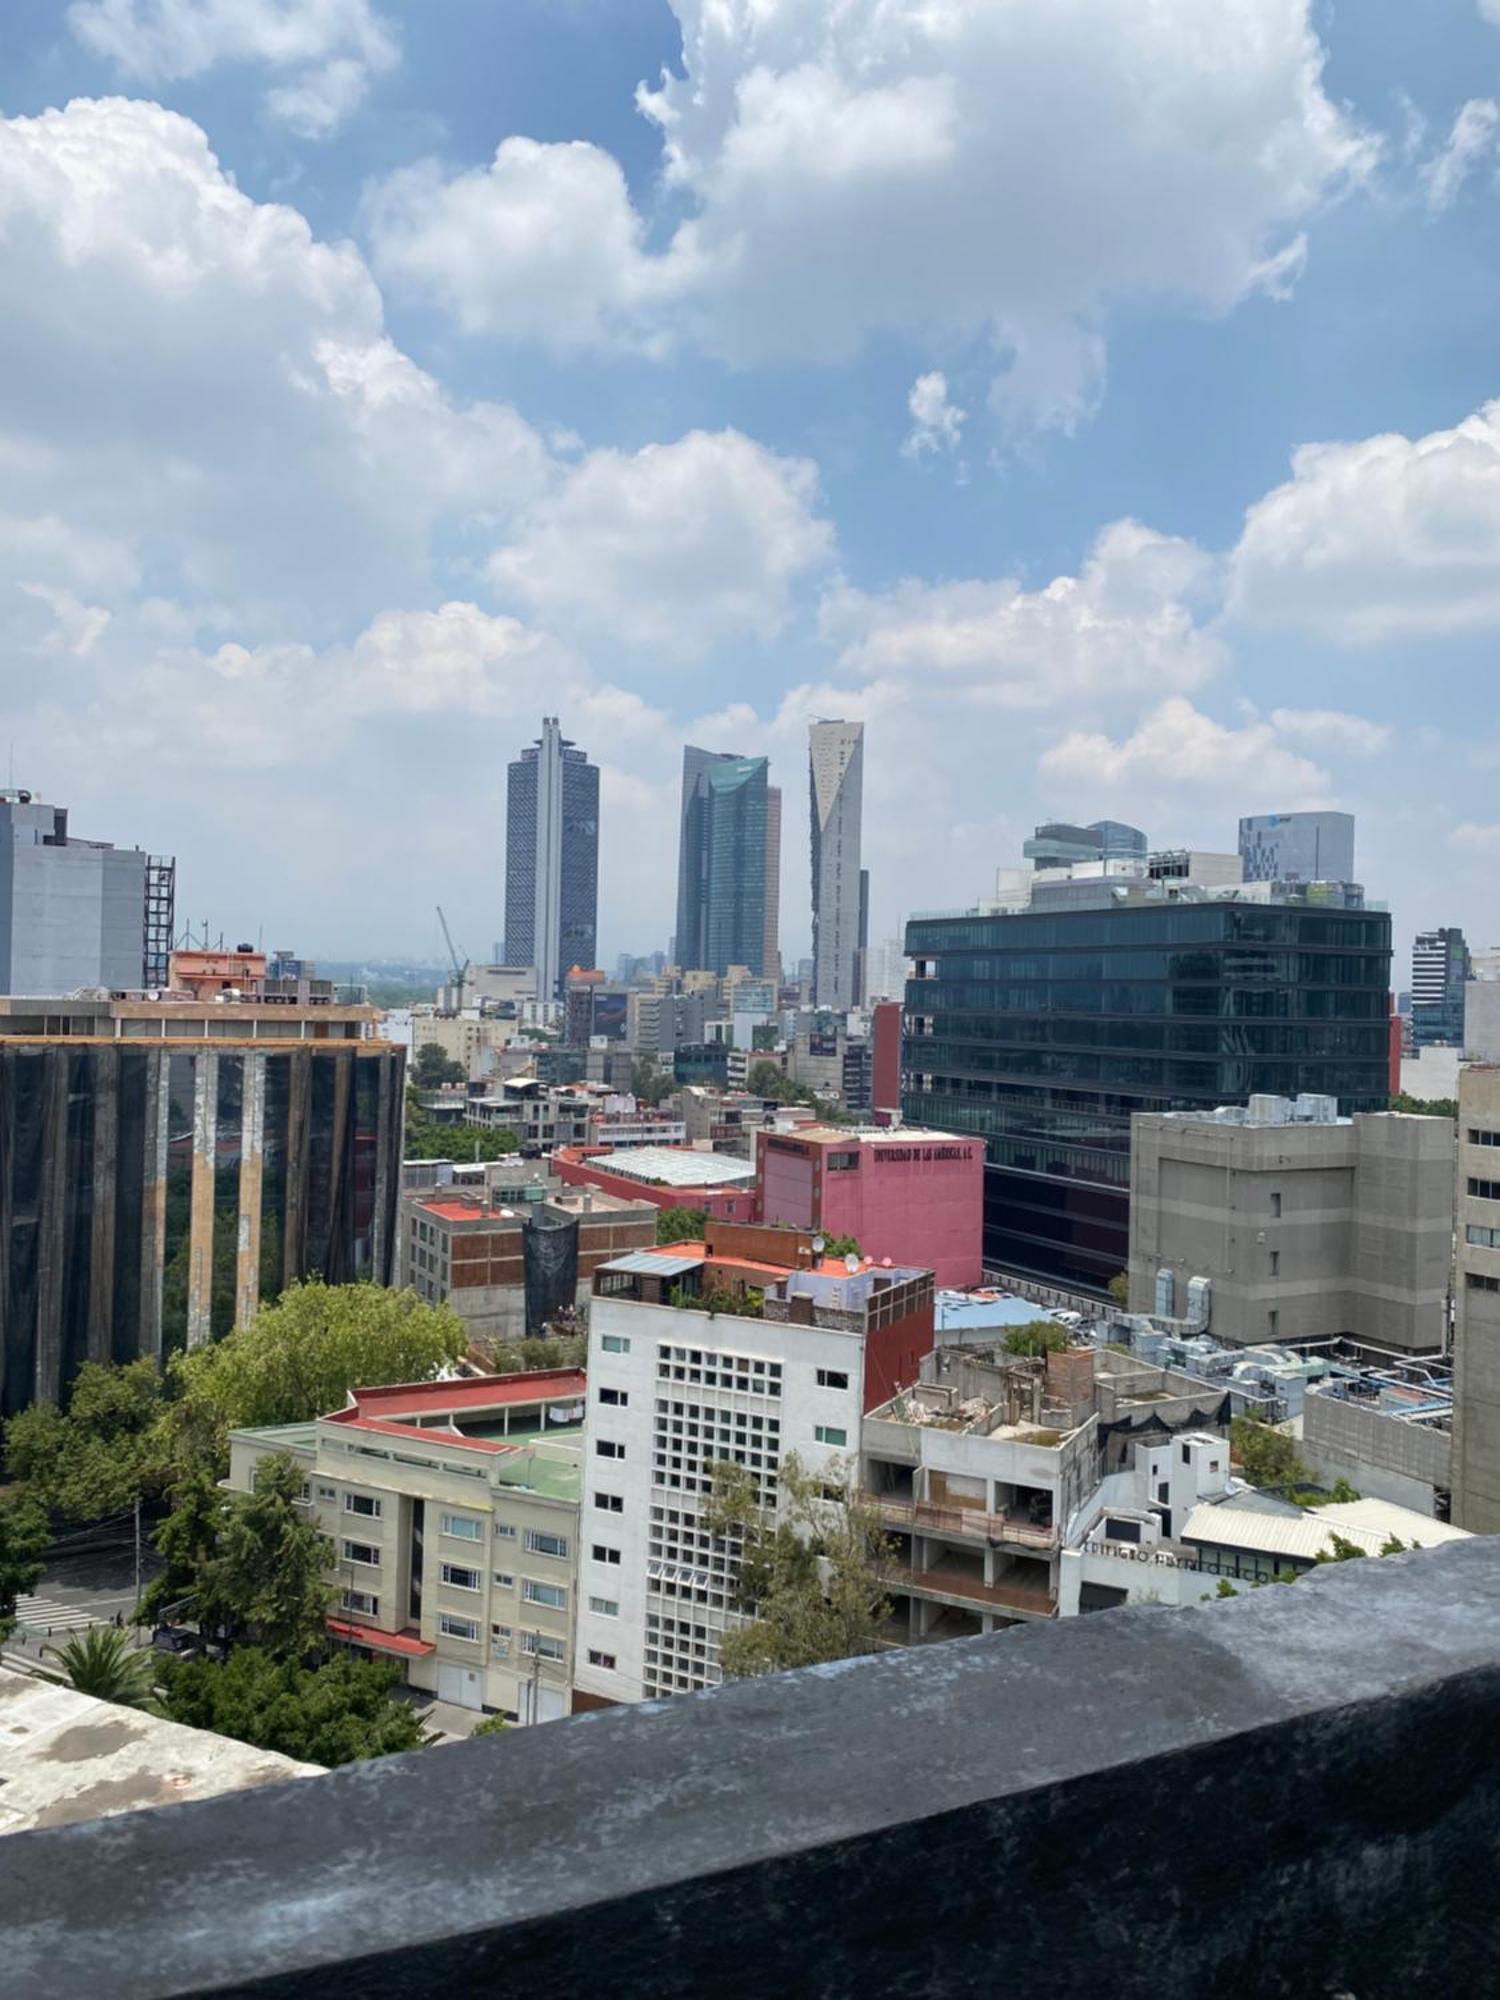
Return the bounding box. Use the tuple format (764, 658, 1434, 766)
(1128, 1095, 1454, 1356)
(554, 1144, 758, 1221)
(755, 1124, 984, 1286)
(229, 1372, 587, 1723)
(572, 1225, 935, 1705)
(1301, 1370, 1452, 1517)
(401, 1185, 656, 1345)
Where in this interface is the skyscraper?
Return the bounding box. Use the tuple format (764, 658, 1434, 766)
(810, 719, 864, 1009)
(504, 719, 599, 1000)
(762, 784, 782, 986)
(1238, 811, 1355, 884)
(0, 788, 175, 994)
(674, 748, 772, 977)
(1411, 927, 1471, 1047)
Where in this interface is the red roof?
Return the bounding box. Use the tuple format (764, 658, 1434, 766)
(351, 1371, 588, 1418)
(326, 1618, 435, 1658)
(321, 1410, 512, 1454)
(413, 1198, 515, 1224)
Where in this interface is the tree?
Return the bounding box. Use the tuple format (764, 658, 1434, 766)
(632, 1055, 676, 1109)
(470, 1711, 510, 1738)
(402, 1091, 520, 1162)
(1107, 1271, 1130, 1310)
(6, 1358, 171, 1522)
(166, 1280, 467, 1474)
(1313, 1532, 1368, 1566)
(820, 1234, 862, 1261)
(747, 1059, 798, 1104)
(48, 1627, 158, 1710)
(1002, 1319, 1073, 1357)
(1230, 1416, 1310, 1492)
(140, 1469, 227, 1628)
(485, 1333, 587, 1375)
(1389, 1092, 1458, 1122)
(657, 1205, 708, 1245)
(411, 1042, 465, 1089)
(0, 1495, 48, 1641)
(703, 1453, 894, 1678)
(196, 1454, 334, 1658)
(157, 1648, 427, 1767)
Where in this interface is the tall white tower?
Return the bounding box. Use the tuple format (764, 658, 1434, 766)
(809, 719, 865, 1010)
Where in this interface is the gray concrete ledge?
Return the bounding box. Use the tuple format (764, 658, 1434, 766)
(8, 1538, 1500, 1999)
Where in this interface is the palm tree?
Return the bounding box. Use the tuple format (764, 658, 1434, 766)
(47, 1626, 159, 1710)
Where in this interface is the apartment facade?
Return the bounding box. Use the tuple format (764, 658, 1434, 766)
(0, 984, 402, 1414)
(230, 1372, 586, 1722)
(571, 1227, 934, 1705)
(1453, 1065, 1500, 1530)
(1128, 1097, 1454, 1355)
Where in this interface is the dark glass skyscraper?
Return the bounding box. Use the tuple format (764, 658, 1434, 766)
(675, 748, 771, 977)
(904, 895, 1393, 1294)
(504, 719, 599, 998)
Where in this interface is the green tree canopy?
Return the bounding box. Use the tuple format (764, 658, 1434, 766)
(0, 1494, 49, 1641)
(157, 1648, 426, 1767)
(48, 1626, 159, 1710)
(166, 1280, 467, 1472)
(632, 1055, 676, 1108)
(402, 1091, 520, 1161)
(1389, 1092, 1458, 1121)
(656, 1205, 708, 1245)
(820, 1234, 862, 1261)
(703, 1453, 894, 1678)
(193, 1453, 334, 1658)
(6, 1358, 172, 1523)
(411, 1042, 466, 1089)
(140, 1468, 227, 1628)
(1230, 1416, 1310, 1492)
(1002, 1319, 1074, 1357)
(1107, 1271, 1130, 1309)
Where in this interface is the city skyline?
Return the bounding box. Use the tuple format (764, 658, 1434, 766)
(1, 8, 1498, 976)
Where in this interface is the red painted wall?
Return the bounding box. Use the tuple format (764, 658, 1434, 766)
(872, 1001, 902, 1117)
(756, 1130, 983, 1287)
(861, 1300, 935, 1412)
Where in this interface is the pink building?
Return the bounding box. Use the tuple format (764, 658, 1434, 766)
(754, 1125, 984, 1287)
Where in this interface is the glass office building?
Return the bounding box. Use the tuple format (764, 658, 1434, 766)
(0, 1001, 403, 1416)
(674, 748, 772, 977)
(903, 896, 1393, 1295)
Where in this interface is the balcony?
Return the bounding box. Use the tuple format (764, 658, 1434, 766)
(874, 1495, 1057, 1552)
(7, 1538, 1500, 1999)
(907, 1559, 1057, 1620)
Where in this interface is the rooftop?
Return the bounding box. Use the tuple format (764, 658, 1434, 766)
(574, 1146, 756, 1189)
(1181, 1495, 1470, 1563)
(349, 1373, 588, 1420)
(0, 1669, 320, 1836)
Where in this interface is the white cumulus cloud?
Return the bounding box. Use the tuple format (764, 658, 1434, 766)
(69, 0, 397, 133)
(1229, 401, 1500, 642)
(490, 429, 835, 659)
(366, 0, 1374, 432)
(1267, 706, 1392, 755)
(1040, 697, 1331, 807)
(903, 372, 966, 456)
(1423, 98, 1500, 211)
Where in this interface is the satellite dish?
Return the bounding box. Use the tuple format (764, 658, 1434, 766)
(844, 1252, 860, 1274)
(812, 1234, 826, 1255)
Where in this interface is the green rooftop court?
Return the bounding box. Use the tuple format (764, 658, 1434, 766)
(492, 1441, 583, 1504)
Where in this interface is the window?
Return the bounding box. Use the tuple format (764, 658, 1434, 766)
(589, 1596, 620, 1617)
(599, 1386, 628, 1406)
(439, 1614, 480, 1643)
(1181, 1445, 1191, 1465)
(523, 1579, 567, 1610)
(1467, 1224, 1500, 1250)
(595, 1491, 624, 1513)
(521, 1631, 566, 1661)
(1470, 1178, 1500, 1202)
(1156, 1482, 1170, 1504)
(341, 1589, 378, 1616)
(1269, 1250, 1280, 1277)
(826, 1151, 859, 1171)
(440, 1562, 481, 1591)
(1470, 1129, 1500, 1147)
(592, 1543, 622, 1565)
(440, 1512, 482, 1541)
(524, 1529, 570, 1558)
(493, 1522, 517, 1540)
(493, 1571, 515, 1589)
(816, 1369, 849, 1390)
(587, 1648, 617, 1669)
(342, 1541, 380, 1567)
(344, 1493, 381, 1519)
(596, 1439, 625, 1460)
(814, 1425, 848, 1447)
(1469, 1272, 1500, 1294)
(1268, 1309, 1279, 1337)
(1269, 1191, 1282, 1218)
(601, 1334, 631, 1354)
(316, 1484, 336, 1502)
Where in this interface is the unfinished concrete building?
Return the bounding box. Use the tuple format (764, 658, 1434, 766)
(0, 966, 403, 1415)
(1129, 1095, 1454, 1356)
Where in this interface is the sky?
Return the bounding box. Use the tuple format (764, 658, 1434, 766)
(2, 1, 1499, 976)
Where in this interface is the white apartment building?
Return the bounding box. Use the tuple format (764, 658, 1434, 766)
(572, 1227, 935, 1704)
(229, 1371, 585, 1724)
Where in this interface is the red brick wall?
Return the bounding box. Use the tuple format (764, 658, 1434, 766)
(861, 1298, 935, 1413)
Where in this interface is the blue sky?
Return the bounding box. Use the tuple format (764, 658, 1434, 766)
(2, 1, 1499, 976)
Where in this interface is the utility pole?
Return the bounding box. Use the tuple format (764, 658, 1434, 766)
(133, 1494, 142, 1619)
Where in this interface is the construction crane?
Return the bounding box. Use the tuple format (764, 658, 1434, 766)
(435, 905, 470, 1013)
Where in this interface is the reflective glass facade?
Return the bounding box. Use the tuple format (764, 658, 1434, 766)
(675, 749, 770, 977)
(0, 1041, 403, 1416)
(903, 900, 1393, 1295)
